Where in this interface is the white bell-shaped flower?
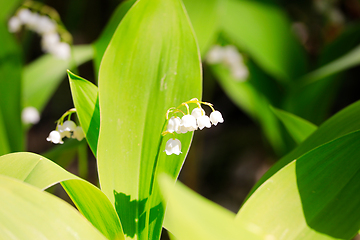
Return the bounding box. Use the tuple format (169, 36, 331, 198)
(62, 120, 77, 132)
(181, 114, 197, 131)
(36, 15, 56, 34)
(164, 138, 182, 155)
(50, 42, 71, 60)
(176, 125, 189, 134)
(8, 16, 22, 33)
(26, 12, 41, 31)
(41, 32, 60, 52)
(206, 45, 224, 64)
(167, 116, 181, 133)
(57, 124, 71, 138)
(72, 126, 85, 141)
(197, 115, 211, 130)
(191, 107, 205, 119)
(210, 111, 224, 126)
(21, 106, 40, 124)
(46, 130, 64, 144)
(17, 9, 33, 24)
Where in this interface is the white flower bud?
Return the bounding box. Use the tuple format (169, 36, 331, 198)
(206, 45, 224, 64)
(17, 9, 33, 24)
(231, 65, 249, 81)
(210, 111, 224, 126)
(191, 107, 204, 119)
(164, 138, 182, 155)
(167, 116, 181, 133)
(72, 126, 85, 141)
(176, 125, 188, 134)
(57, 124, 71, 138)
(50, 42, 71, 60)
(26, 12, 41, 31)
(62, 120, 77, 132)
(41, 32, 60, 52)
(223, 45, 243, 65)
(8, 16, 22, 33)
(197, 115, 211, 130)
(181, 114, 197, 131)
(21, 107, 40, 124)
(46, 130, 64, 144)
(36, 15, 56, 34)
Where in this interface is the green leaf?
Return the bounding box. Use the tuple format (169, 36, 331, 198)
(247, 99, 360, 200)
(237, 131, 360, 239)
(210, 62, 286, 154)
(0, 109, 10, 155)
(271, 107, 317, 144)
(220, 0, 306, 82)
(0, 152, 124, 240)
(0, 21, 23, 152)
(68, 70, 100, 156)
(0, 0, 21, 21)
(0, 174, 108, 240)
(97, 0, 202, 239)
(159, 174, 262, 240)
(182, 0, 220, 57)
(93, 0, 136, 76)
(22, 44, 94, 112)
(299, 44, 360, 85)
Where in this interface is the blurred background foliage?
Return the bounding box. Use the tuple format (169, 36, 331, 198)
(2, 0, 360, 217)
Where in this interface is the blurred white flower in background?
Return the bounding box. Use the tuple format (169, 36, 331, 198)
(206, 45, 249, 81)
(8, 7, 71, 60)
(21, 107, 40, 125)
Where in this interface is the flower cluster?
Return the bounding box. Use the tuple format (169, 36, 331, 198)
(163, 98, 224, 155)
(8, 7, 71, 60)
(206, 45, 249, 81)
(46, 109, 84, 144)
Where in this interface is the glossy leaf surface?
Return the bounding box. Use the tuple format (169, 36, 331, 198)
(272, 107, 317, 144)
(0, 152, 124, 240)
(160, 175, 262, 240)
(0, 174, 107, 240)
(237, 131, 360, 239)
(68, 70, 100, 155)
(97, 0, 202, 239)
(248, 99, 360, 200)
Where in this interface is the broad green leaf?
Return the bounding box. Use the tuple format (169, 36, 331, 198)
(93, 0, 136, 76)
(0, 174, 107, 240)
(68, 70, 100, 156)
(220, 0, 306, 82)
(159, 174, 262, 240)
(22, 44, 94, 112)
(0, 22, 23, 152)
(247, 99, 360, 200)
(271, 107, 317, 144)
(0, 152, 124, 240)
(182, 0, 220, 57)
(237, 131, 360, 239)
(210, 62, 286, 154)
(98, 0, 202, 239)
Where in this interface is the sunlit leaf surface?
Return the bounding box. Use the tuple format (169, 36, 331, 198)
(0, 174, 108, 240)
(237, 131, 360, 239)
(160, 174, 262, 240)
(68, 70, 100, 156)
(0, 152, 124, 240)
(247, 99, 360, 199)
(98, 0, 202, 239)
